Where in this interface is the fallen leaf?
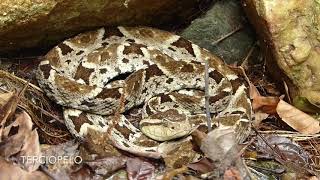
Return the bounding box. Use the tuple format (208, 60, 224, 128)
(85, 156, 127, 176)
(0, 111, 41, 172)
(0, 91, 18, 126)
(0, 157, 49, 180)
(162, 166, 188, 180)
(308, 176, 319, 180)
(200, 127, 238, 163)
(41, 140, 79, 171)
(254, 135, 310, 169)
(191, 129, 207, 147)
(200, 127, 249, 178)
(126, 158, 155, 180)
(250, 83, 280, 114)
(253, 112, 269, 128)
(69, 165, 92, 180)
(106, 169, 128, 179)
(0, 92, 14, 105)
(18, 129, 41, 171)
(223, 167, 241, 180)
(187, 158, 214, 174)
(276, 100, 320, 134)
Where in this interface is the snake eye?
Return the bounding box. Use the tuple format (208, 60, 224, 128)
(170, 126, 175, 130)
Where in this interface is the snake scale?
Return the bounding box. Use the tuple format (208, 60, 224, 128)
(36, 26, 252, 158)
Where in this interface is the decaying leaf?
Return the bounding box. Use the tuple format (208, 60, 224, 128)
(0, 157, 49, 180)
(187, 158, 214, 174)
(106, 169, 128, 179)
(254, 135, 310, 168)
(18, 129, 41, 172)
(253, 112, 270, 128)
(41, 140, 79, 172)
(308, 176, 319, 180)
(126, 158, 155, 180)
(85, 156, 127, 176)
(0, 91, 18, 126)
(200, 127, 249, 179)
(223, 167, 241, 180)
(191, 129, 207, 147)
(162, 166, 188, 180)
(201, 127, 238, 162)
(69, 165, 92, 180)
(250, 83, 280, 114)
(276, 100, 320, 134)
(0, 111, 41, 172)
(0, 91, 14, 105)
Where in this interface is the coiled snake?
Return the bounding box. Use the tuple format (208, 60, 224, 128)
(37, 27, 252, 158)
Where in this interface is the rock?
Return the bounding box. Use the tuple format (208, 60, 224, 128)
(0, 0, 206, 55)
(242, 0, 320, 111)
(179, 0, 256, 64)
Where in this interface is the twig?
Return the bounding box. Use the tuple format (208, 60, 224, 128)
(241, 41, 257, 68)
(252, 127, 288, 161)
(0, 70, 43, 92)
(211, 25, 243, 45)
(283, 80, 291, 104)
(19, 102, 64, 124)
(204, 57, 212, 132)
(258, 130, 320, 141)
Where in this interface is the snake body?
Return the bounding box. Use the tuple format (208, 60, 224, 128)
(37, 26, 252, 158)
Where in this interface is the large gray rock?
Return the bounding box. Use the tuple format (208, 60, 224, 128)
(179, 0, 256, 64)
(0, 0, 205, 55)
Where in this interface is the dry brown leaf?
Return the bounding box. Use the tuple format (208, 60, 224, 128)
(223, 167, 241, 180)
(0, 157, 49, 180)
(253, 112, 269, 128)
(19, 129, 41, 171)
(191, 129, 207, 147)
(162, 166, 188, 180)
(187, 158, 214, 174)
(200, 127, 249, 178)
(126, 158, 155, 180)
(0, 111, 41, 172)
(250, 83, 280, 114)
(254, 135, 310, 167)
(308, 176, 319, 180)
(41, 140, 79, 173)
(69, 165, 92, 180)
(200, 127, 237, 162)
(85, 156, 127, 176)
(0, 111, 34, 158)
(0, 91, 18, 126)
(0, 92, 14, 105)
(276, 100, 320, 134)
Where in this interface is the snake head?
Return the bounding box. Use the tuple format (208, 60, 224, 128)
(139, 110, 194, 141)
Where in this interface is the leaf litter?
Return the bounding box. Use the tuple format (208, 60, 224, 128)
(0, 32, 320, 180)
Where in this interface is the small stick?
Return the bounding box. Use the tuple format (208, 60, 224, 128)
(204, 57, 212, 132)
(241, 41, 257, 68)
(211, 25, 242, 45)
